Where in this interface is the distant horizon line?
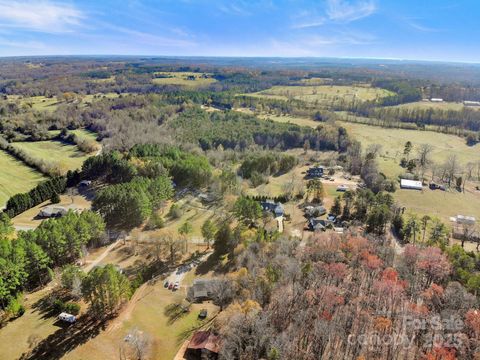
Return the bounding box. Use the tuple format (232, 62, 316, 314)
(0, 54, 479, 66)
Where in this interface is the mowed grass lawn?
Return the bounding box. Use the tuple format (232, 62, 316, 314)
(70, 128, 100, 142)
(0, 150, 47, 206)
(243, 84, 395, 103)
(12, 141, 93, 172)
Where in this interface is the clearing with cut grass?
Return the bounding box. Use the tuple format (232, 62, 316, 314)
(12, 140, 95, 173)
(392, 100, 480, 112)
(0, 150, 47, 207)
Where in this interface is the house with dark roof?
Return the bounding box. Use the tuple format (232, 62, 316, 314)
(307, 218, 334, 232)
(306, 166, 324, 178)
(260, 200, 284, 217)
(191, 279, 212, 302)
(304, 205, 327, 218)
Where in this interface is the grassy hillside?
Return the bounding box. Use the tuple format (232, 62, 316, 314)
(12, 141, 94, 173)
(0, 150, 47, 207)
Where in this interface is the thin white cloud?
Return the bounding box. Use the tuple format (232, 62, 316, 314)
(218, 3, 251, 16)
(101, 23, 196, 48)
(0, 0, 84, 33)
(406, 19, 441, 33)
(0, 36, 46, 49)
(291, 17, 326, 29)
(326, 0, 377, 23)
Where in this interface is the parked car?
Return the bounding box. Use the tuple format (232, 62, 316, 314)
(168, 283, 174, 290)
(164, 280, 169, 288)
(198, 309, 208, 319)
(173, 282, 180, 291)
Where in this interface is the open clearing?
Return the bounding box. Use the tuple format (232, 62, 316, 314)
(243, 84, 395, 104)
(0, 285, 59, 360)
(12, 194, 92, 230)
(392, 101, 480, 112)
(338, 121, 480, 168)
(396, 187, 480, 223)
(12, 140, 94, 173)
(4, 93, 121, 113)
(0, 150, 47, 207)
(235, 108, 322, 128)
(70, 129, 99, 142)
(152, 72, 217, 88)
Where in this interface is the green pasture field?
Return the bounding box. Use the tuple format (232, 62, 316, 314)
(243, 84, 395, 104)
(0, 150, 47, 206)
(12, 140, 93, 172)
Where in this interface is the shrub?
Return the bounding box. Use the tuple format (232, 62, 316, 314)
(6, 296, 25, 318)
(168, 204, 183, 219)
(146, 212, 164, 230)
(64, 302, 80, 315)
(51, 192, 60, 204)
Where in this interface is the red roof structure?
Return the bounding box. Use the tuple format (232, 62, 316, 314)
(187, 331, 220, 354)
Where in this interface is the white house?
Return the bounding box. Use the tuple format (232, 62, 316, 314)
(464, 101, 480, 107)
(451, 215, 476, 225)
(400, 179, 423, 190)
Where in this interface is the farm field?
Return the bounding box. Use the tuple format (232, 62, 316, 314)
(392, 100, 480, 111)
(70, 128, 99, 142)
(12, 140, 95, 173)
(152, 72, 216, 88)
(338, 121, 480, 168)
(396, 187, 480, 223)
(4, 93, 121, 113)
(235, 108, 322, 128)
(0, 150, 47, 207)
(243, 84, 395, 104)
(5, 95, 60, 112)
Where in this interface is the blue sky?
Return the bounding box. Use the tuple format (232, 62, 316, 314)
(0, 0, 478, 62)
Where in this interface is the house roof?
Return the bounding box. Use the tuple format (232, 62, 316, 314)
(187, 331, 220, 353)
(193, 279, 209, 298)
